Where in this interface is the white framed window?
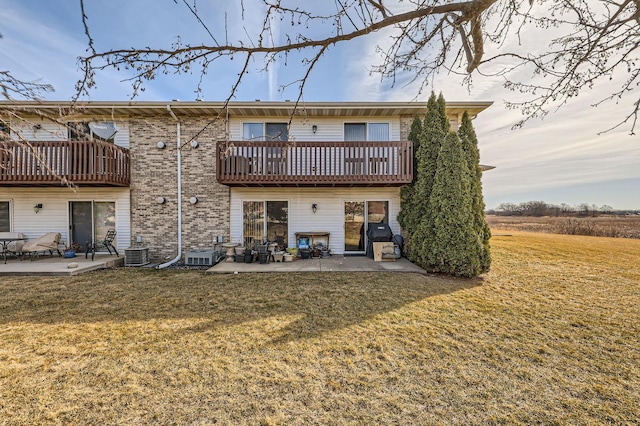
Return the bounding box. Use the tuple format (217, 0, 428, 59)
(0, 121, 8, 141)
(242, 122, 288, 141)
(68, 121, 118, 141)
(344, 122, 390, 141)
(242, 123, 288, 174)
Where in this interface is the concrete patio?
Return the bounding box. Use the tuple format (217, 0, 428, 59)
(206, 255, 427, 274)
(0, 253, 123, 276)
(0, 252, 426, 276)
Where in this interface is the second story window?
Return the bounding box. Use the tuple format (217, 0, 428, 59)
(243, 122, 288, 141)
(68, 121, 117, 141)
(344, 123, 389, 141)
(0, 121, 8, 142)
(68, 122, 90, 140)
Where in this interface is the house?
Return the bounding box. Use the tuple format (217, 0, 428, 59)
(0, 101, 492, 262)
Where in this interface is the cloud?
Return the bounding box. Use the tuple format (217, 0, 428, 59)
(340, 4, 640, 209)
(2, 0, 638, 209)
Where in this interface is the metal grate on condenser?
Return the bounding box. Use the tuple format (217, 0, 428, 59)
(185, 249, 221, 266)
(124, 247, 150, 267)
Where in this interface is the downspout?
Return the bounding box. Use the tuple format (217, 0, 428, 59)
(157, 104, 182, 269)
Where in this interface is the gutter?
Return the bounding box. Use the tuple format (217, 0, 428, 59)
(157, 105, 182, 269)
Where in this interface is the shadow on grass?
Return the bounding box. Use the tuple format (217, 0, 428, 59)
(0, 270, 481, 343)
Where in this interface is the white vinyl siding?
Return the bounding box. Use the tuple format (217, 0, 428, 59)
(0, 187, 130, 250)
(11, 118, 67, 141)
(230, 187, 401, 255)
(229, 117, 400, 141)
(10, 117, 130, 148)
(113, 122, 130, 149)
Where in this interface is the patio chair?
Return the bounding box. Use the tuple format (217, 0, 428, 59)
(85, 229, 119, 261)
(21, 232, 62, 260)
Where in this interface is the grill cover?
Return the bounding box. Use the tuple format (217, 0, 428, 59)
(366, 223, 393, 257)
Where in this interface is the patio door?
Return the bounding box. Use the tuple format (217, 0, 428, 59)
(242, 201, 288, 249)
(344, 201, 389, 254)
(69, 201, 116, 252)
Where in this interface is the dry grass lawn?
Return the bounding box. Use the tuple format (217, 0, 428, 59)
(1, 232, 639, 425)
(487, 214, 640, 239)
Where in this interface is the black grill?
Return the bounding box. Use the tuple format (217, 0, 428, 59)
(366, 223, 393, 257)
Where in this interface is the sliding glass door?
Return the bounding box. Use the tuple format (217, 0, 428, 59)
(242, 201, 288, 249)
(344, 201, 388, 254)
(69, 201, 115, 251)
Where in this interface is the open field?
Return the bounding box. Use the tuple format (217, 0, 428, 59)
(487, 214, 640, 239)
(1, 232, 639, 424)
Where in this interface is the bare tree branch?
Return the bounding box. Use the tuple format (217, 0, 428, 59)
(0, 71, 54, 101)
(71, 0, 640, 133)
(79, 0, 96, 56)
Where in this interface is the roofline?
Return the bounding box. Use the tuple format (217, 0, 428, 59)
(0, 100, 493, 118)
(0, 99, 494, 108)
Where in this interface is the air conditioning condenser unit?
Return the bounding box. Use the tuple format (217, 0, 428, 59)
(124, 247, 150, 267)
(185, 249, 221, 266)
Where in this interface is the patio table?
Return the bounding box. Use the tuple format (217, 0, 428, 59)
(0, 237, 26, 264)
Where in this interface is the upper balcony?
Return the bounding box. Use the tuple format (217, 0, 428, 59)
(217, 140, 413, 187)
(0, 140, 130, 187)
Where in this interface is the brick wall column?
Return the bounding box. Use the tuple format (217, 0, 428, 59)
(130, 117, 229, 262)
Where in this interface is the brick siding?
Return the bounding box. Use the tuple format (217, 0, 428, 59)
(129, 117, 229, 262)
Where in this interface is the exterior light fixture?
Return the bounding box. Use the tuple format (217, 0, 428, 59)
(156, 197, 166, 204)
(33, 203, 43, 214)
(156, 141, 166, 149)
(190, 140, 199, 148)
(312, 125, 318, 134)
(312, 203, 318, 214)
(189, 197, 199, 204)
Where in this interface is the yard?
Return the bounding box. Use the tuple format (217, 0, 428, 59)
(1, 232, 639, 424)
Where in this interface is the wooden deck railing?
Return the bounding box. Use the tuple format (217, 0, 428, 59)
(217, 140, 413, 186)
(0, 140, 130, 186)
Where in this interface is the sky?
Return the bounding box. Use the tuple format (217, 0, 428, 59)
(1, 0, 639, 210)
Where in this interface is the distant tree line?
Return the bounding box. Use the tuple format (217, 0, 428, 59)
(487, 201, 638, 218)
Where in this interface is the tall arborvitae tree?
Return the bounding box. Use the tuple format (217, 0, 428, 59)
(429, 132, 481, 277)
(398, 93, 490, 277)
(397, 115, 423, 257)
(409, 93, 447, 267)
(437, 93, 450, 134)
(408, 115, 423, 185)
(458, 111, 491, 273)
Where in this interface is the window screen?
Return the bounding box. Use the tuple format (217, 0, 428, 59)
(0, 202, 9, 232)
(344, 123, 389, 141)
(368, 123, 389, 141)
(344, 123, 366, 141)
(265, 123, 288, 141)
(242, 123, 264, 141)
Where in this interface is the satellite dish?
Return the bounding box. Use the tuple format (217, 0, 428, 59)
(89, 122, 118, 140)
